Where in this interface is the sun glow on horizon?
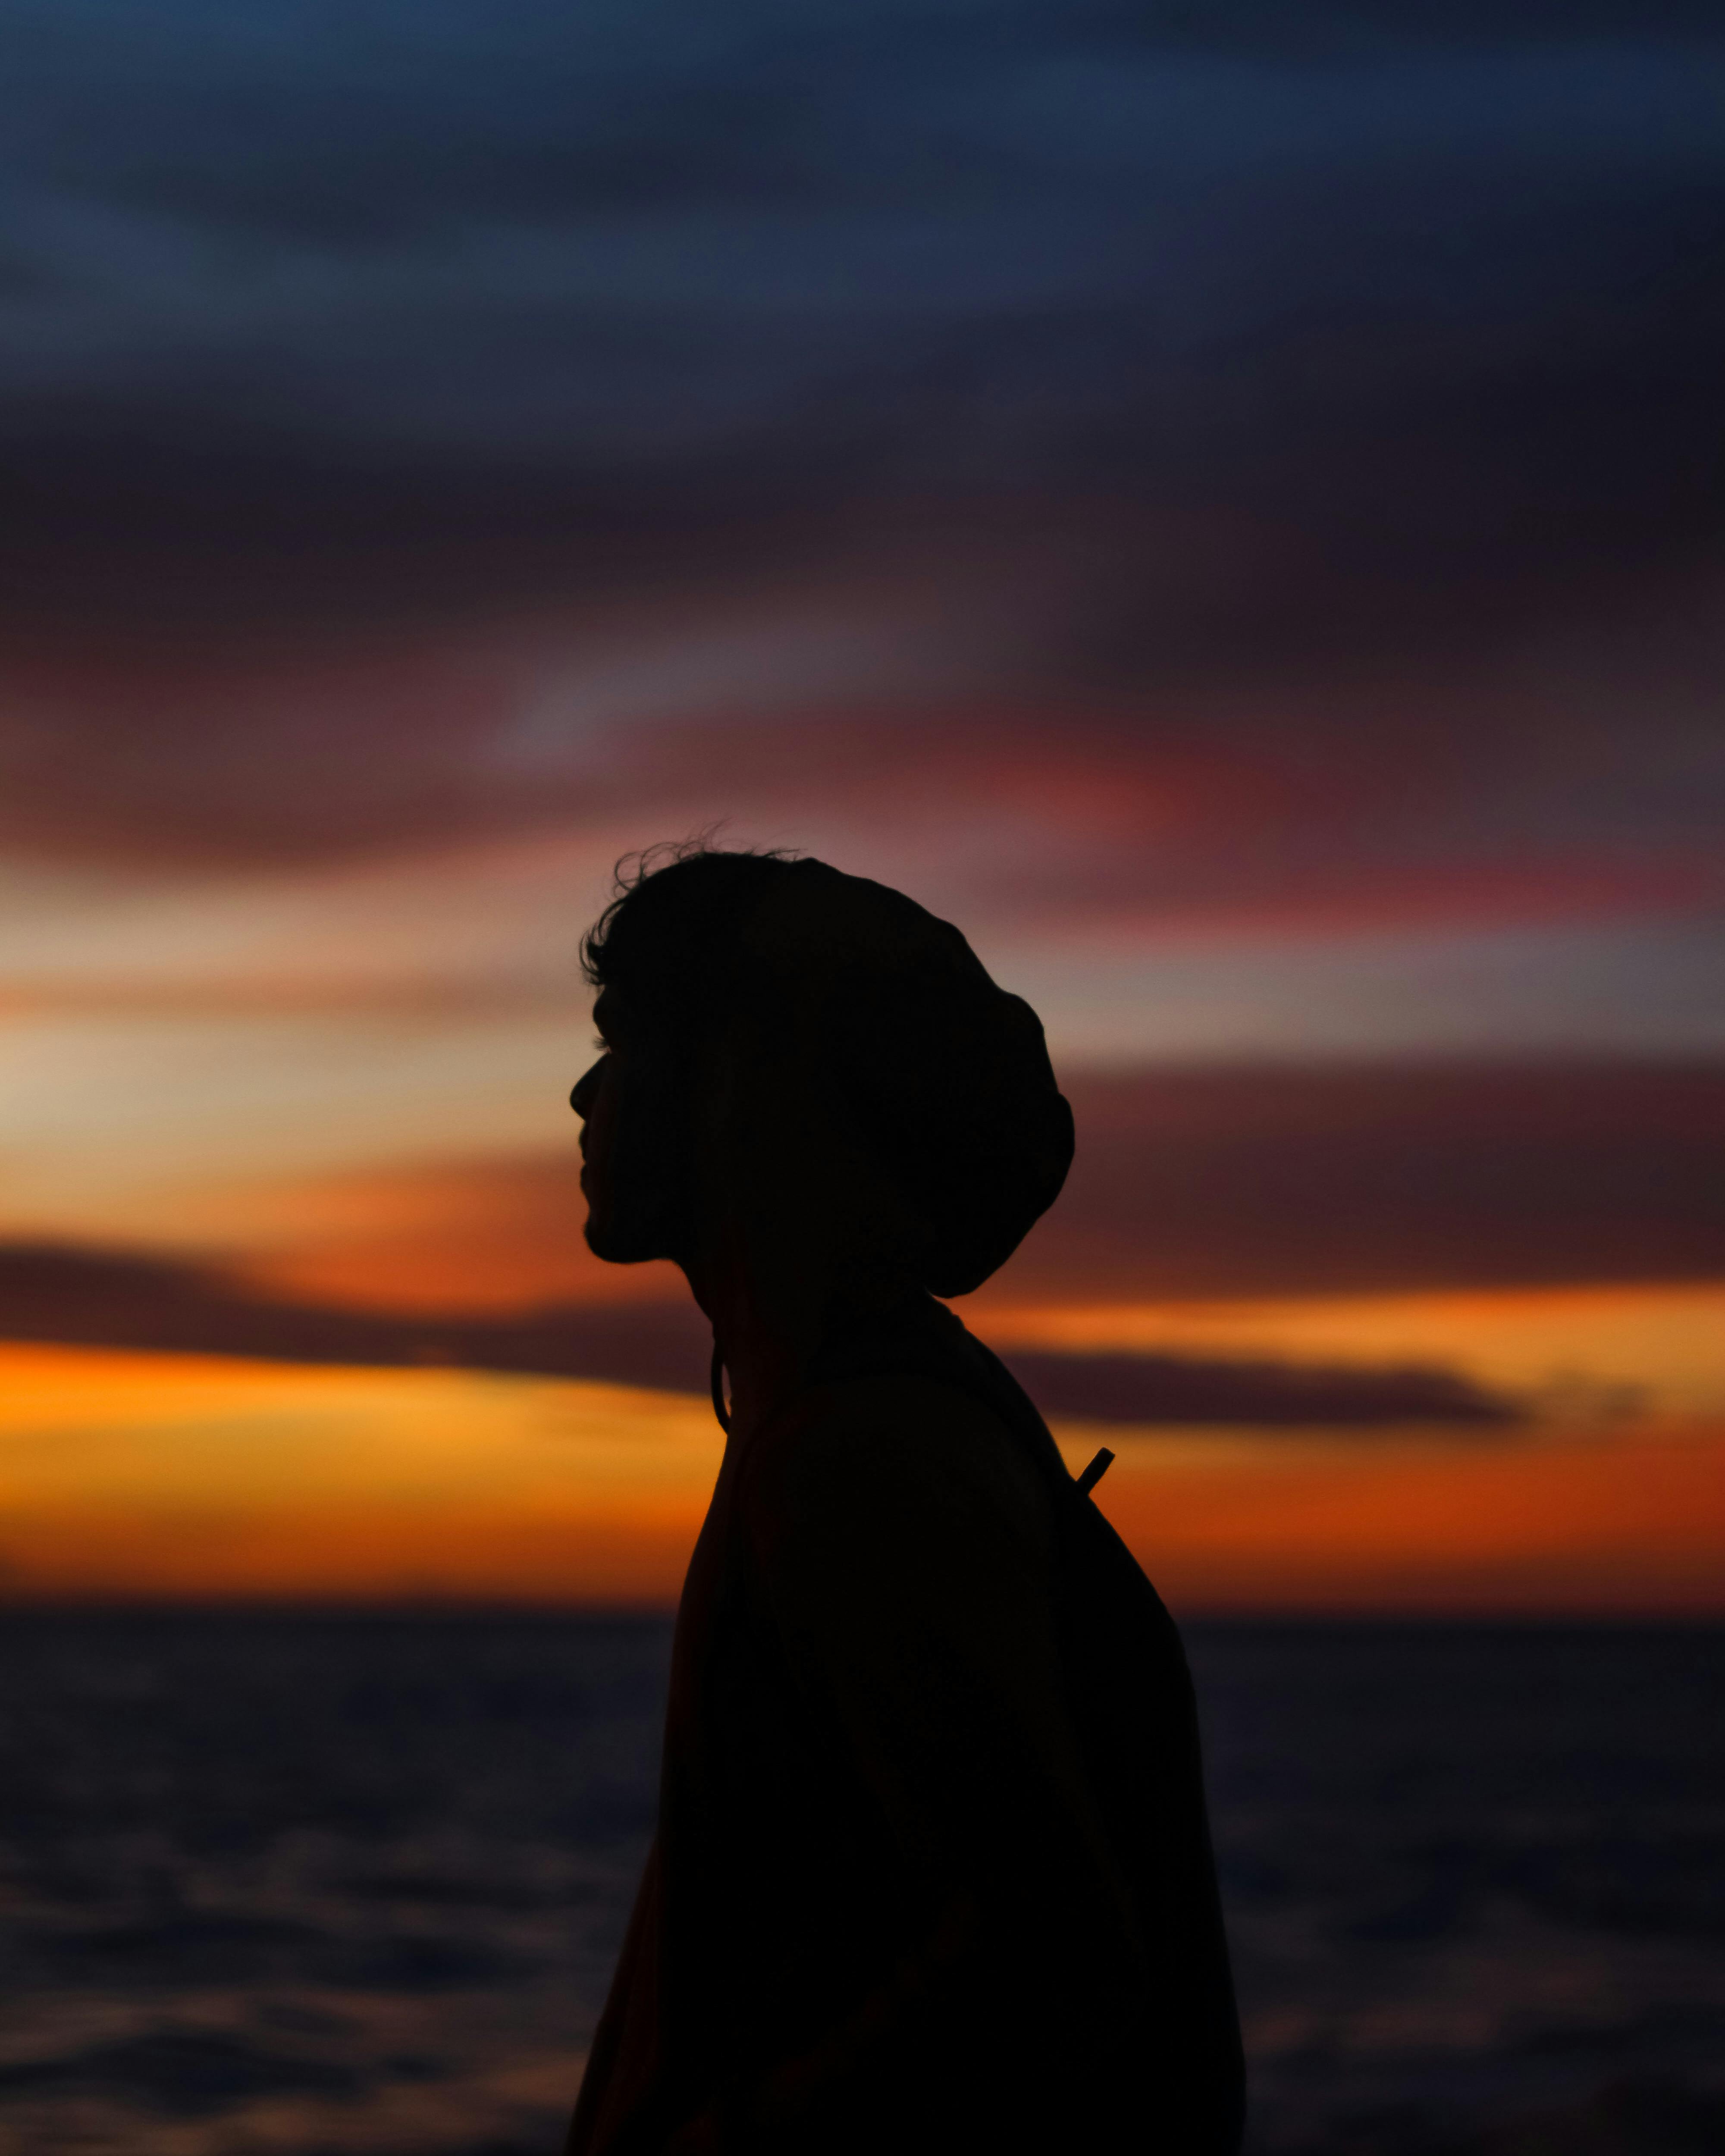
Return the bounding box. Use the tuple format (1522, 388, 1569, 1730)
(5, 1342, 1721, 1614)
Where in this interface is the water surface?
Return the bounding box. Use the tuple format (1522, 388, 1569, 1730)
(3, 1613, 1720, 2153)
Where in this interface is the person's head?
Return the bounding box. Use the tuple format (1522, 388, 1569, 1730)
(569, 843, 1073, 1297)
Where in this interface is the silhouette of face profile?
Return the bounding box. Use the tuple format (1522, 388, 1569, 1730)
(568, 988, 690, 1264)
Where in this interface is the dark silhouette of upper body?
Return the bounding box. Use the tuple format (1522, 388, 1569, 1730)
(564, 849, 1242, 2156)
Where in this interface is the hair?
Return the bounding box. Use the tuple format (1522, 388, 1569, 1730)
(580, 842, 1073, 1296)
(581, 837, 801, 1019)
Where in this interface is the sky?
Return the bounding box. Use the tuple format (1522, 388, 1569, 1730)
(2, 0, 1722, 1608)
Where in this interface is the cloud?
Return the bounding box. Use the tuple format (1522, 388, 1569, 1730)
(287, 1057, 1722, 1313)
(17, 1058, 1715, 1315)
(1, 8, 1720, 977)
(995, 1346, 1520, 1426)
(0, 8, 1718, 644)
(990, 1061, 1725, 1301)
(997, 915, 1725, 1063)
(0, 1238, 714, 1387)
(3, 577, 1722, 974)
(1, 3, 1719, 1187)
(0, 1241, 1521, 1426)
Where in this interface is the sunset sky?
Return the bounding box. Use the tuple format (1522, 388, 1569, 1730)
(3, 0, 1722, 1609)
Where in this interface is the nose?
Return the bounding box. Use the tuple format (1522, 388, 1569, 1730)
(570, 1056, 605, 1120)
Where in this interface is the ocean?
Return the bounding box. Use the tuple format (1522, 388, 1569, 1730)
(3, 1613, 1721, 2155)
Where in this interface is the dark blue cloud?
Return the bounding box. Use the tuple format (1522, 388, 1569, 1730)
(0, 1, 1717, 636)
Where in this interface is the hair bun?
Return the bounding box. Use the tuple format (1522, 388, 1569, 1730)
(741, 862, 1074, 1294)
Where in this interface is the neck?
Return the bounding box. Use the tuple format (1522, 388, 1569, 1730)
(679, 1244, 815, 1436)
(679, 1229, 910, 1437)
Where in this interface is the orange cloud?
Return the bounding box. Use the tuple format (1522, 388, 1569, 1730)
(228, 1156, 674, 1314)
(230, 1060, 1725, 1315)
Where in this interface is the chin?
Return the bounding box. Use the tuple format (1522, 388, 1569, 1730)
(583, 1208, 677, 1268)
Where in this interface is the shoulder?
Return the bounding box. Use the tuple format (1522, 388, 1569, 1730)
(741, 1371, 1054, 1576)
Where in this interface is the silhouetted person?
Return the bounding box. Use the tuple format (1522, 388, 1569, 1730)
(565, 848, 1242, 2156)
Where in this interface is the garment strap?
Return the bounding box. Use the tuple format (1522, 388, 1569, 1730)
(709, 1343, 732, 1434)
